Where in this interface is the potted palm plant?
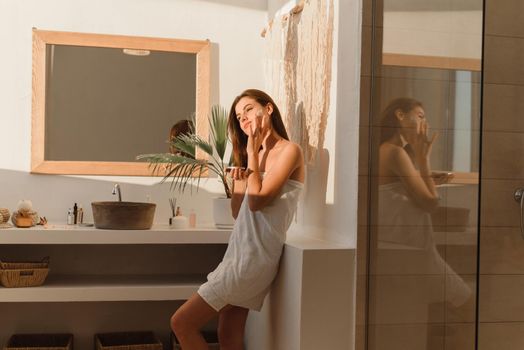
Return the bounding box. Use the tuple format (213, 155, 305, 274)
(137, 105, 234, 228)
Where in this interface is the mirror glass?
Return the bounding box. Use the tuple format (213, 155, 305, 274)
(45, 45, 196, 162)
(32, 30, 210, 175)
(378, 0, 483, 175)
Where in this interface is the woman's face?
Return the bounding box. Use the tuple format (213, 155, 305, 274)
(234, 97, 271, 135)
(398, 106, 426, 143)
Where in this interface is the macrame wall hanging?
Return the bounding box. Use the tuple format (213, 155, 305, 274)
(263, 0, 334, 164)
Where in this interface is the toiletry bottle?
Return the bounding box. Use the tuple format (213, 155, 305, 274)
(189, 209, 196, 228)
(67, 208, 74, 225)
(73, 203, 78, 224)
(176, 206, 181, 216)
(77, 204, 84, 224)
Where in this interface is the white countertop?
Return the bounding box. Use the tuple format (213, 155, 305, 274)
(0, 224, 232, 244)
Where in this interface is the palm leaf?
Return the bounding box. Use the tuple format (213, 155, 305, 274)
(172, 133, 214, 157)
(136, 104, 232, 197)
(209, 105, 228, 160)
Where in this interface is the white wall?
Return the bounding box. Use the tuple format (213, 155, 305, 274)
(267, 0, 298, 18)
(0, 0, 362, 247)
(293, 0, 362, 247)
(383, 10, 482, 59)
(0, 0, 267, 224)
(324, 0, 362, 247)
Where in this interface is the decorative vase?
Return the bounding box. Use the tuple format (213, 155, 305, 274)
(212, 197, 235, 229)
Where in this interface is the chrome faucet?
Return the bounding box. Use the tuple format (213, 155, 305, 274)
(112, 184, 122, 202)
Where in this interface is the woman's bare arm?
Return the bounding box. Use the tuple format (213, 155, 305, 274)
(247, 143, 303, 211)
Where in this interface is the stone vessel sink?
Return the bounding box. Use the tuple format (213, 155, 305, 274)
(91, 201, 156, 230)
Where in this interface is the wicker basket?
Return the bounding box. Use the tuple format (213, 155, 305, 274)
(95, 332, 162, 350)
(3, 333, 73, 350)
(0, 257, 50, 288)
(0, 208, 10, 223)
(171, 331, 219, 350)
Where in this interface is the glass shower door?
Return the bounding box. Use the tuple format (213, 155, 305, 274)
(364, 1, 483, 349)
(477, 0, 524, 348)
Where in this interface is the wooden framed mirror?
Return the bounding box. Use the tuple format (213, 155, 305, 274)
(31, 29, 210, 175)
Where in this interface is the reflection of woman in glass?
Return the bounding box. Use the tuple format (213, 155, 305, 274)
(379, 97, 439, 209)
(169, 119, 194, 156)
(377, 97, 470, 305)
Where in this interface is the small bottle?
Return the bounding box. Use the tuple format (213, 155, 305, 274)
(189, 209, 196, 228)
(77, 204, 84, 224)
(73, 203, 78, 224)
(176, 206, 181, 216)
(67, 208, 74, 225)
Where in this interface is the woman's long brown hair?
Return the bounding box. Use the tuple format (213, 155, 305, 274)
(379, 97, 423, 144)
(228, 89, 289, 167)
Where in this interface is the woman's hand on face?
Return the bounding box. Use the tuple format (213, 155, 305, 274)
(247, 110, 270, 155)
(412, 120, 438, 163)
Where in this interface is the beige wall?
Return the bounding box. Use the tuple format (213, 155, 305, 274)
(479, 0, 524, 349)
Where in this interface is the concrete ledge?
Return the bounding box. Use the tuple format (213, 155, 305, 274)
(246, 234, 356, 350)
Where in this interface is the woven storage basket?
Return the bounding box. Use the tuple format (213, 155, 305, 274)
(171, 331, 219, 350)
(0, 257, 50, 288)
(95, 332, 162, 350)
(3, 333, 73, 350)
(0, 208, 10, 223)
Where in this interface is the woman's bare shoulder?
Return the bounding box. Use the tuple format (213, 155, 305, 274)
(278, 141, 303, 161)
(379, 143, 414, 174)
(277, 141, 304, 182)
(282, 140, 302, 152)
(380, 142, 405, 158)
(379, 142, 405, 158)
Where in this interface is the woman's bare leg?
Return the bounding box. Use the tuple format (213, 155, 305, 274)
(218, 305, 249, 350)
(171, 293, 218, 350)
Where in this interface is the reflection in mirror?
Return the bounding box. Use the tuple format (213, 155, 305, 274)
(378, 0, 483, 179)
(31, 29, 210, 175)
(382, 0, 482, 71)
(45, 46, 196, 162)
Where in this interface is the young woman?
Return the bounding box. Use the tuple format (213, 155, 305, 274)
(378, 97, 440, 212)
(377, 97, 470, 306)
(171, 89, 305, 350)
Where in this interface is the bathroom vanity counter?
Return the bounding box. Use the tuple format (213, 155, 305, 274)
(0, 225, 231, 244)
(0, 226, 354, 350)
(0, 225, 230, 349)
(0, 226, 230, 302)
